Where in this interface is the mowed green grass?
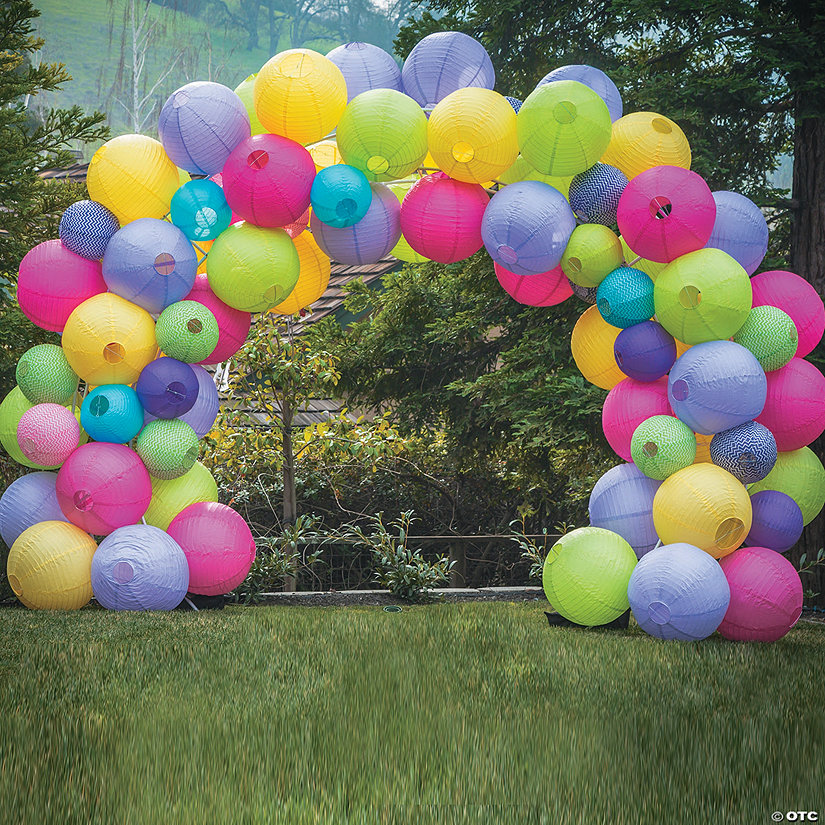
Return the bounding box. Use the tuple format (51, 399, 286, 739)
(1, 603, 823, 825)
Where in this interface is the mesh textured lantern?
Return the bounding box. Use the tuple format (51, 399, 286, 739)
(601, 112, 691, 180)
(233, 74, 265, 136)
(81, 385, 145, 444)
(87, 134, 180, 225)
(7, 521, 96, 610)
(602, 377, 673, 462)
(561, 224, 624, 288)
(705, 191, 769, 275)
(613, 321, 676, 383)
(494, 263, 572, 307)
(570, 305, 626, 390)
(91, 524, 189, 612)
(517, 80, 612, 176)
(17, 403, 80, 468)
(142, 461, 219, 531)
(630, 415, 696, 480)
(326, 42, 402, 101)
(254, 49, 348, 146)
(569, 163, 628, 226)
(709, 420, 777, 484)
(62, 293, 157, 387)
(0, 472, 67, 548)
(596, 266, 654, 329)
(136, 419, 200, 480)
(732, 306, 798, 373)
(170, 179, 232, 242)
(538, 64, 623, 122)
(310, 164, 372, 228)
(59, 200, 120, 260)
(184, 273, 251, 365)
(135, 357, 199, 420)
(272, 232, 331, 315)
(749, 447, 825, 526)
(745, 490, 804, 553)
(156, 301, 220, 364)
(16, 344, 78, 406)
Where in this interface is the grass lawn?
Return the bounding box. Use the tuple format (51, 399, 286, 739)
(1, 602, 823, 824)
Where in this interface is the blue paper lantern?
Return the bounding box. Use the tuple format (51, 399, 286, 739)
(705, 190, 769, 276)
(102, 218, 197, 314)
(170, 180, 232, 242)
(504, 96, 523, 113)
(481, 181, 576, 276)
(91, 524, 189, 611)
(81, 385, 145, 444)
(310, 165, 373, 228)
(628, 543, 731, 641)
(745, 490, 804, 552)
(145, 364, 219, 438)
(710, 420, 777, 484)
(614, 320, 676, 382)
(596, 266, 654, 329)
(538, 65, 623, 122)
(0, 471, 67, 547)
(668, 341, 767, 435)
(326, 42, 402, 102)
(136, 357, 199, 420)
(59, 200, 119, 260)
(569, 163, 628, 226)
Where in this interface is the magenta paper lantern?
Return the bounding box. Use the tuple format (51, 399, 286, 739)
(221, 134, 315, 227)
(755, 357, 825, 451)
(399, 172, 489, 263)
(17, 403, 80, 467)
(718, 545, 803, 642)
(17, 240, 106, 332)
(56, 442, 151, 536)
(167, 501, 256, 596)
(184, 273, 251, 365)
(617, 165, 716, 263)
(602, 377, 673, 461)
(751, 270, 825, 358)
(494, 262, 572, 307)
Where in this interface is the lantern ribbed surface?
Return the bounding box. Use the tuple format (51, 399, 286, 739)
(0, 472, 67, 547)
(156, 301, 220, 364)
(749, 447, 825, 526)
(135, 357, 199, 420)
(184, 273, 251, 365)
(602, 377, 672, 462)
(17, 403, 80, 467)
(233, 74, 266, 136)
(709, 420, 777, 484)
(619, 236, 666, 282)
(310, 164, 372, 228)
(144, 365, 219, 438)
(136, 419, 200, 480)
(387, 181, 430, 264)
(59, 199, 120, 261)
(496, 156, 572, 193)
(705, 190, 769, 276)
(601, 112, 691, 179)
(630, 415, 696, 480)
(326, 42, 402, 101)
(273, 232, 331, 315)
(570, 306, 626, 390)
(539, 64, 623, 122)
(143, 461, 219, 531)
(745, 490, 804, 552)
(494, 263, 572, 307)
(170, 179, 232, 242)
(16, 344, 79, 406)
(561, 224, 624, 288)
(614, 321, 676, 383)
(81, 385, 145, 444)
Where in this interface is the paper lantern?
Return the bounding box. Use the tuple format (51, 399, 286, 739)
(184, 273, 251, 365)
(311, 182, 400, 265)
(170, 179, 232, 242)
(596, 266, 654, 329)
(17, 240, 107, 333)
(517, 80, 612, 176)
(561, 224, 623, 288)
(16, 344, 78, 406)
(617, 165, 716, 264)
(233, 74, 265, 135)
(136, 357, 199, 420)
(206, 222, 300, 312)
(750, 447, 825, 526)
(569, 281, 597, 305)
(494, 262, 572, 307)
(387, 181, 430, 263)
(668, 341, 767, 435)
(17, 403, 80, 467)
(158, 81, 250, 175)
(614, 321, 676, 383)
(482, 181, 575, 276)
(401, 31, 495, 108)
(750, 270, 825, 358)
(91, 524, 189, 611)
(505, 96, 522, 112)
(427, 88, 518, 184)
(254, 49, 347, 145)
(142, 461, 218, 531)
(745, 490, 804, 552)
(570, 305, 626, 389)
(326, 42, 402, 101)
(399, 173, 488, 264)
(496, 156, 573, 193)
(284, 207, 311, 239)
(710, 420, 777, 484)
(542, 526, 637, 626)
(653, 463, 752, 558)
(308, 139, 344, 171)
(0, 388, 56, 469)
(0, 472, 67, 547)
(87, 134, 180, 225)
(167, 501, 256, 596)
(56, 443, 151, 535)
(136, 419, 199, 480)
(336, 89, 428, 181)
(694, 432, 713, 463)
(59, 200, 120, 260)
(7, 521, 96, 610)
(718, 546, 802, 642)
(310, 164, 372, 227)
(602, 377, 672, 461)
(704, 190, 769, 275)
(81, 385, 144, 444)
(601, 112, 691, 179)
(588, 463, 661, 558)
(619, 236, 666, 282)
(631, 415, 696, 480)
(538, 64, 623, 122)
(628, 543, 730, 641)
(654, 248, 752, 344)
(62, 294, 157, 386)
(143, 364, 218, 439)
(568, 163, 628, 226)
(732, 306, 798, 373)
(156, 301, 220, 364)
(272, 232, 331, 315)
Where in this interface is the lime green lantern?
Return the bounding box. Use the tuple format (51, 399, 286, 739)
(619, 236, 666, 282)
(561, 224, 623, 288)
(233, 74, 266, 136)
(142, 461, 218, 530)
(749, 446, 825, 526)
(156, 300, 220, 363)
(496, 155, 573, 196)
(136, 419, 200, 480)
(16, 344, 79, 406)
(631, 415, 696, 480)
(732, 305, 799, 372)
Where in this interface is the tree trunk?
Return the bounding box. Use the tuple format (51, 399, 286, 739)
(282, 401, 298, 592)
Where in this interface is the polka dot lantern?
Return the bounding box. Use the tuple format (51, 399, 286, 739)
(136, 419, 200, 480)
(568, 163, 628, 226)
(709, 420, 777, 484)
(561, 224, 624, 288)
(613, 321, 676, 383)
(596, 266, 654, 329)
(601, 112, 691, 180)
(0, 472, 67, 548)
(602, 377, 672, 461)
(16, 403, 80, 467)
(135, 357, 199, 420)
(745, 490, 804, 553)
(80, 385, 145, 444)
(16, 344, 78, 406)
(630, 415, 696, 480)
(326, 42, 402, 101)
(494, 263, 572, 307)
(156, 301, 220, 364)
(310, 164, 372, 228)
(749, 447, 825, 526)
(538, 64, 623, 122)
(170, 179, 232, 242)
(705, 190, 769, 275)
(59, 200, 120, 260)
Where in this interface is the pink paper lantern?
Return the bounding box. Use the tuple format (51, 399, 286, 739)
(209, 173, 243, 224)
(617, 166, 716, 264)
(17, 403, 80, 467)
(399, 172, 489, 264)
(718, 545, 803, 642)
(751, 270, 825, 358)
(494, 262, 572, 307)
(56, 442, 151, 536)
(167, 501, 256, 596)
(284, 207, 311, 239)
(602, 377, 673, 461)
(17, 240, 107, 332)
(184, 273, 252, 365)
(755, 357, 825, 451)
(220, 134, 315, 228)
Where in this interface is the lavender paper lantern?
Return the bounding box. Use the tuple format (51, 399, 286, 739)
(710, 420, 777, 484)
(326, 42, 402, 101)
(144, 364, 219, 438)
(705, 191, 769, 276)
(568, 163, 628, 226)
(136, 357, 199, 420)
(538, 64, 622, 122)
(59, 200, 120, 260)
(614, 321, 676, 382)
(745, 490, 804, 552)
(0, 471, 67, 547)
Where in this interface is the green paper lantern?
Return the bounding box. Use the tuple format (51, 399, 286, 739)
(142, 460, 218, 530)
(517, 80, 612, 177)
(336, 89, 428, 182)
(561, 224, 623, 288)
(496, 155, 572, 196)
(233, 74, 266, 136)
(619, 236, 666, 282)
(631, 414, 697, 480)
(542, 526, 637, 625)
(136, 418, 199, 480)
(749, 446, 825, 526)
(654, 248, 752, 344)
(732, 305, 798, 372)
(16, 344, 79, 405)
(156, 300, 220, 363)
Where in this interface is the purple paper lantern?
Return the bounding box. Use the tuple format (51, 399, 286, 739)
(59, 200, 120, 260)
(705, 191, 769, 276)
(326, 42, 402, 101)
(709, 420, 777, 484)
(614, 321, 676, 382)
(538, 64, 623, 122)
(145, 364, 219, 438)
(745, 490, 804, 553)
(0, 471, 67, 547)
(136, 357, 199, 420)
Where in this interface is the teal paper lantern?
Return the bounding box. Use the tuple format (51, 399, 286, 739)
(310, 164, 372, 228)
(170, 179, 232, 241)
(596, 267, 654, 329)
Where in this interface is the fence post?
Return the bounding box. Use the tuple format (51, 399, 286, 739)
(449, 542, 466, 588)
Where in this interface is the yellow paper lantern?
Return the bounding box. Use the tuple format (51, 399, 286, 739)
(62, 293, 157, 386)
(675, 338, 692, 359)
(272, 232, 331, 315)
(570, 305, 626, 390)
(427, 88, 519, 184)
(254, 49, 347, 146)
(496, 155, 572, 196)
(233, 73, 266, 135)
(562, 224, 623, 288)
(87, 134, 180, 225)
(694, 432, 713, 463)
(308, 139, 343, 171)
(194, 238, 213, 275)
(142, 461, 219, 530)
(601, 112, 691, 180)
(7, 521, 96, 610)
(653, 464, 752, 558)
